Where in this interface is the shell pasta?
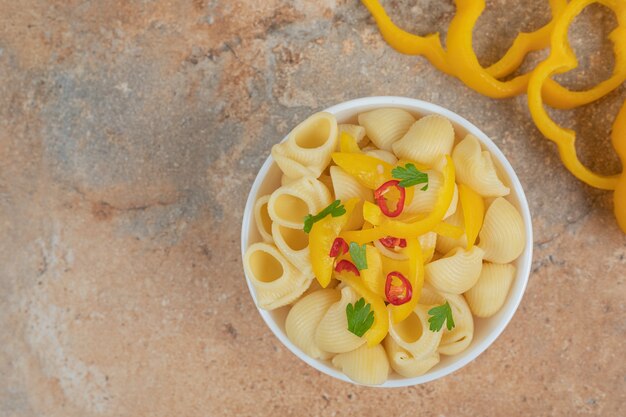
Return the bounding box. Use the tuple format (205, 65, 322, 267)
(244, 109, 526, 384)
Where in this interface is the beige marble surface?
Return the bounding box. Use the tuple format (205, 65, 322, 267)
(1, 1, 625, 416)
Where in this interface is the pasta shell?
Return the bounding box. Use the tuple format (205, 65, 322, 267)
(392, 115, 455, 165)
(285, 289, 341, 360)
(425, 247, 484, 294)
(373, 239, 407, 261)
(478, 197, 525, 263)
(364, 149, 398, 165)
(243, 242, 312, 310)
(329, 166, 373, 203)
(452, 134, 510, 197)
(435, 206, 467, 255)
(332, 343, 389, 385)
(439, 292, 474, 355)
(315, 286, 366, 353)
(418, 283, 446, 305)
(384, 336, 440, 378)
(271, 223, 312, 277)
(280, 174, 297, 186)
(272, 145, 318, 179)
(272, 112, 339, 179)
(404, 170, 458, 219)
(268, 176, 332, 229)
(358, 108, 415, 151)
(464, 263, 516, 318)
(387, 305, 443, 360)
(338, 123, 367, 147)
(254, 195, 274, 243)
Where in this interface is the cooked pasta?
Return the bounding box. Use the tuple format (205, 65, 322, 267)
(254, 195, 274, 243)
(245, 108, 525, 384)
(452, 134, 510, 197)
(392, 114, 455, 165)
(286, 289, 341, 359)
(339, 123, 367, 146)
(268, 176, 332, 229)
(332, 343, 390, 385)
(439, 292, 474, 356)
(425, 247, 485, 294)
(404, 169, 458, 219)
(271, 223, 312, 277)
(243, 242, 312, 310)
(464, 263, 516, 318)
(387, 305, 443, 360)
(384, 335, 440, 378)
(272, 112, 339, 179)
(478, 197, 525, 263)
(358, 108, 415, 151)
(315, 286, 366, 353)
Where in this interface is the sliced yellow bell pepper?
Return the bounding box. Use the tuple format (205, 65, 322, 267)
(339, 131, 361, 154)
(336, 271, 389, 346)
(612, 100, 626, 233)
(360, 245, 384, 298)
(432, 221, 464, 239)
(388, 238, 424, 323)
(332, 152, 393, 190)
(527, 0, 626, 190)
(458, 183, 484, 248)
(309, 198, 358, 288)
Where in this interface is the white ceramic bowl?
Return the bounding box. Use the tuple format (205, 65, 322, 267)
(240, 97, 533, 387)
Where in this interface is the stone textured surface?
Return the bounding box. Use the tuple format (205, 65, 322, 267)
(1, 1, 625, 416)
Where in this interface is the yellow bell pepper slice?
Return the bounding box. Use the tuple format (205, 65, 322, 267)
(388, 238, 424, 323)
(336, 271, 389, 346)
(612, 100, 626, 233)
(332, 152, 393, 190)
(432, 221, 464, 239)
(458, 183, 484, 248)
(360, 245, 384, 298)
(527, 0, 626, 190)
(309, 198, 358, 288)
(339, 131, 361, 153)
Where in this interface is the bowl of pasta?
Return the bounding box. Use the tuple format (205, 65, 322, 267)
(241, 96, 533, 386)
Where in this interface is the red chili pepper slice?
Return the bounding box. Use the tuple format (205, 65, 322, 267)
(385, 271, 412, 305)
(335, 259, 360, 276)
(379, 236, 407, 249)
(374, 180, 405, 217)
(329, 237, 350, 257)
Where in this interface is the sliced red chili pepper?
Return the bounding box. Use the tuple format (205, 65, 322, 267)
(374, 180, 405, 218)
(334, 259, 360, 276)
(385, 271, 412, 305)
(379, 236, 407, 249)
(329, 237, 350, 257)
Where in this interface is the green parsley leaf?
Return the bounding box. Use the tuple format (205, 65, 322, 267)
(346, 297, 375, 337)
(427, 301, 455, 332)
(349, 242, 368, 271)
(392, 163, 429, 191)
(303, 200, 346, 233)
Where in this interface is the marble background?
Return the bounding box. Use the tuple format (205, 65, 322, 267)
(1, 1, 624, 416)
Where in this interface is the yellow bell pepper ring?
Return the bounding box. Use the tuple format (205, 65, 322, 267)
(611, 100, 626, 233)
(309, 198, 359, 288)
(537, 0, 626, 110)
(336, 272, 389, 346)
(332, 152, 394, 190)
(339, 131, 361, 154)
(360, 0, 452, 75)
(527, 0, 625, 190)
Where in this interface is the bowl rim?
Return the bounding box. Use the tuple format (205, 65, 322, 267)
(240, 96, 533, 387)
